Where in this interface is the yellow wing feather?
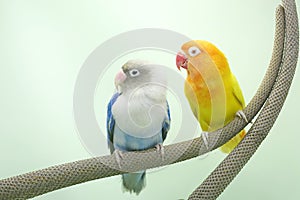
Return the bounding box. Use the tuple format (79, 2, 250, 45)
(220, 74, 246, 153)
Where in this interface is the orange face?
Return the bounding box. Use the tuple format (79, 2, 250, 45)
(176, 40, 231, 77)
(176, 40, 206, 70)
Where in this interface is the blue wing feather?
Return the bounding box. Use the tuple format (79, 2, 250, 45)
(162, 101, 171, 141)
(106, 92, 120, 151)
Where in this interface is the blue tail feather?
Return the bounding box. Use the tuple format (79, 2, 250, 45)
(122, 171, 146, 195)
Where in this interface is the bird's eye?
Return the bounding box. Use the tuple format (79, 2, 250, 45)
(129, 69, 140, 77)
(188, 46, 201, 57)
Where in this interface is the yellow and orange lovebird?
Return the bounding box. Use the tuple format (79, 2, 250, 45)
(176, 40, 247, 153)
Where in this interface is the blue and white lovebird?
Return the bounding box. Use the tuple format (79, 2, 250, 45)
(106, 60, 171, 195)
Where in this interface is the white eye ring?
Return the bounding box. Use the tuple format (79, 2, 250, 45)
(129, 69, 140, 77)
(188, 46, 201, 57)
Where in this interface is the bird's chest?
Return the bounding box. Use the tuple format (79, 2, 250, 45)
(184, 78, 233, 129)
(112, 96, 166, 138)
(185, 78, 226, 106)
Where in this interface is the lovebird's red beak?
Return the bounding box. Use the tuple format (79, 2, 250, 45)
(176, 52, 188, 70)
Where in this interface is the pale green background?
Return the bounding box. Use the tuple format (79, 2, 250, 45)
(1, 0, 300, 199)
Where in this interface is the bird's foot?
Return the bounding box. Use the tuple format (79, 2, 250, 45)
(201, 131, 209, 149)
(113, 149, 124, 168)
(155, 143, 165, 161)
(236, 110, 249, 123)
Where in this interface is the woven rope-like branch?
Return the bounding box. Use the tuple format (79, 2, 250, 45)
(0, 0, 298, 199)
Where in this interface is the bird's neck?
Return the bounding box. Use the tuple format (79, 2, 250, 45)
(122, 85, 167, 104)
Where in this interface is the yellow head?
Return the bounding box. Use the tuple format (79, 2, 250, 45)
(176, 40, 231, 78)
